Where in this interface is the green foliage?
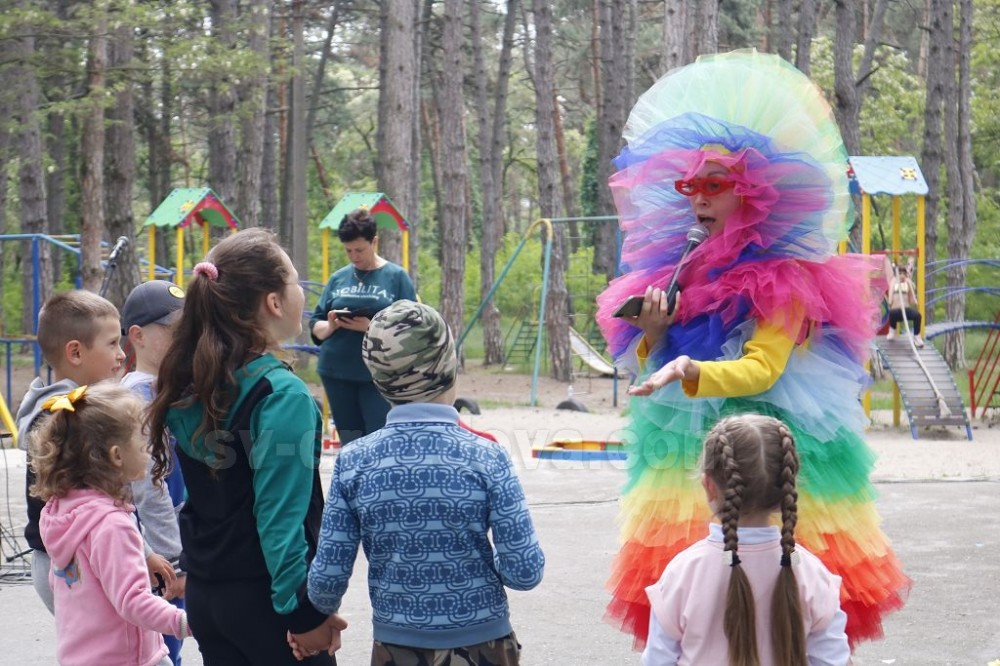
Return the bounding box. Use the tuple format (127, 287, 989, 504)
(971, 0, 1000, 179)
(808, 37, 925, 155)
(580, 117, 599, 217)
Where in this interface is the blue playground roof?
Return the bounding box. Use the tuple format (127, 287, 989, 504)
(848, 156, 928, 196)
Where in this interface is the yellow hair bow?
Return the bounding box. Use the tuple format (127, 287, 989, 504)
(42, 386, 89, 413)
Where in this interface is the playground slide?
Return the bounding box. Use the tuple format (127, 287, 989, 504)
(874, 337, 971, 439)
(568, 327, 620, 377)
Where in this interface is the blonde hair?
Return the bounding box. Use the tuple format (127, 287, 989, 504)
(701, 414, 806, 666)
(37, 291, 119, 367)
(29, 383, 152, 504)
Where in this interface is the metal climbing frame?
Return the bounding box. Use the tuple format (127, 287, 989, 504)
(458, 215, 619, 407)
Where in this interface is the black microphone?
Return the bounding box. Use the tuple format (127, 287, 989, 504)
(107, 236, 129, 263)
(664, 225, 709, 315)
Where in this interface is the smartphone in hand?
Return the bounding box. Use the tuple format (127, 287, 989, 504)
(612, 295, 645, 318)
(331, 308, 355, 319)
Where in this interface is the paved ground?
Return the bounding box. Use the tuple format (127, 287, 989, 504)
(2, 410, 999, 665)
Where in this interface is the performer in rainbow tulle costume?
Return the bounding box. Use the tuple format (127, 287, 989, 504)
(596, 50, 910, 650)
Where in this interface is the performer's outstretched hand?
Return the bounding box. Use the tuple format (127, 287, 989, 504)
(627, 286, 677, 344)
(628, 354, 699, 396)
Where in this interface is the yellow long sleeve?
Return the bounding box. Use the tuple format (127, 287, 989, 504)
(681, 304, 805, 398)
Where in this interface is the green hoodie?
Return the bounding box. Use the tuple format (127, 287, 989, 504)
(165, 354, 327, 633)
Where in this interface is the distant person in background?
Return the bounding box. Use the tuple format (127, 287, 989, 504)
(310, 209, 416, 445)
(886, 262, 924, 347)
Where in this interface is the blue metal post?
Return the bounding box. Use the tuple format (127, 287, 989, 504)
(457, 233, 533, 351)
(530, 220, 554, 407)
(32, 236, 41, 373)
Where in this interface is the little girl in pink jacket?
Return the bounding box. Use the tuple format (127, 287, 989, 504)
(31, 384, 190, 666)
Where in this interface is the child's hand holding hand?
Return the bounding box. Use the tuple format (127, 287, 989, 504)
(167, 573, 186, 600)
(287, 614, 349, 660)
(145, 553, 177, 600)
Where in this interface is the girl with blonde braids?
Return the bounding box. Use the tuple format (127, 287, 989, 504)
(642, 414, 849, 665)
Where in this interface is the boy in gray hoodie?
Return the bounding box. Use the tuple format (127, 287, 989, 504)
(17, 290, 128, 611)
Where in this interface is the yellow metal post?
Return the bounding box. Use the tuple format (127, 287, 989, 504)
(402, 229, 410, 273)
(862, 193, 873, 416)
(202, 222, 209, 259)
(891, 196, 902, 426)
(322, 230, 330, 282)
(320, 228, 331, 439)
(862, 194, 872, 254)
(148, 230, 156, 281)
(176, 227, 185, 286)
(891, 197, 901, 256)
(917, 195, 926, 323)
(0, 391, 17, 447)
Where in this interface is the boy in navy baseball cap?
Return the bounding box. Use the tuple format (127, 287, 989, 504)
(121, 279, 188, 665)
(121, 280, 186, 334)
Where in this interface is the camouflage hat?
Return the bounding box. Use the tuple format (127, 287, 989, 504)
(362, 300, 458, 404)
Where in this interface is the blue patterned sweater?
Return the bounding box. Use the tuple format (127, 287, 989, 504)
(308, 403, 545, 649)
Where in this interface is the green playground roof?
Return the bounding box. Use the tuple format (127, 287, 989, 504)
(848, 156, 929, 196)
(144, 188, 240, 230)
(318, 192, 408, 231)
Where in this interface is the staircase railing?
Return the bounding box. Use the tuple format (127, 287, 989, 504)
(968, 309, 1000, 417)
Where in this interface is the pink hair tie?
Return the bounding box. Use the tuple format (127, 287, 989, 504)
(193, 262, 219, 281)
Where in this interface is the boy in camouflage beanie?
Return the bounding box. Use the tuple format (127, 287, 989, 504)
(307, 300, 544, 666)
(360, 300, 458, 404)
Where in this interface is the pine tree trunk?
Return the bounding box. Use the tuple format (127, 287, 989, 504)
(553, 93, 579, 245)
(208, 0, 238, 214)
(285, 0, 308, 277)
(262, 81, 280, 233)
(104, 21, 140, 307)
(532, 0, 572, 382)
(795, 0, 818, 74)
(920, 0, 946, 321)
(156, 56, 173, 268)
(46, 110, 66, 285)
(236, 0, 271, 229)
(14, 8, 52, 319)
(376, 0, 418, 266)
(833, 0, 861, 155)
(663, 0, 689, 71)
(80, 11, 108, 293)
(592, 0, 631, 280)
(696, 0, 719, 55)
(0, 56, 10, 297)
(944, 0, 976, 369)
(774, 0, 794, 60)
(436, 0, 469, 357)
(407, 0, 424, 286)
(471, 0, 505, 365)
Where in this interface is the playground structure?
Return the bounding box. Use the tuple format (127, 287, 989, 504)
(144, 188, 240, 284)
(459, 215, 622, 409)
(531, 438, 626, 462)
(0, 232, 178, 434)
(318, 192, 411, 275)
(1, 188, 240, 445)
(849, 155, 1000, 439)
